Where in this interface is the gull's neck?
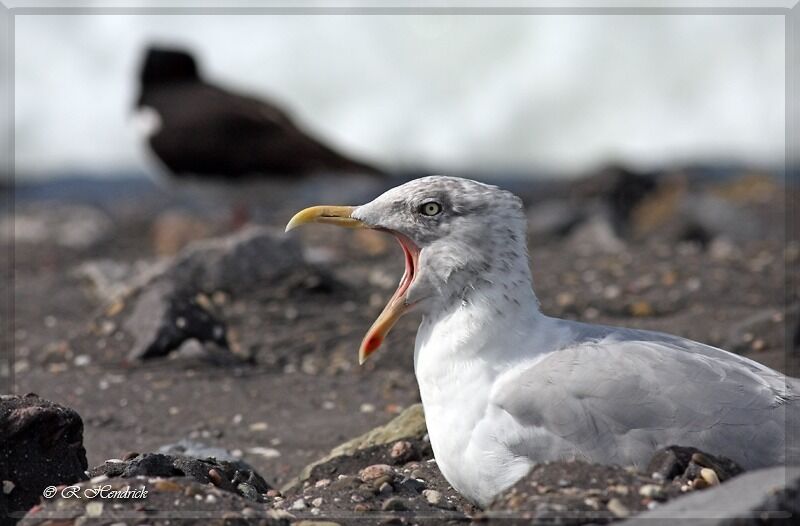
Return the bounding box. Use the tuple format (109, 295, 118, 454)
(414, 257, 557, 369)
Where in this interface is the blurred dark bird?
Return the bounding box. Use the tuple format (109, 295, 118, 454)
(134, 46, 384, 180)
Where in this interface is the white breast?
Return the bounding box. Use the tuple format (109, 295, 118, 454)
(413, 297, 559, 506)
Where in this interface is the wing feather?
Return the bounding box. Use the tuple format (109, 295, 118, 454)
(492, 329, 796, 469)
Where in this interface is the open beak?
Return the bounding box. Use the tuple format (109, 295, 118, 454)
(285, 205, 420, 364)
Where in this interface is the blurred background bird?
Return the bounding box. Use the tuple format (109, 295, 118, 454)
(134, 46, 385, 226)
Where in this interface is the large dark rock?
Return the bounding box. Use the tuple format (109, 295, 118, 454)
(88, 452, 271, 502)
(105, 226, 307, 362)
(0, 394, 88, 523)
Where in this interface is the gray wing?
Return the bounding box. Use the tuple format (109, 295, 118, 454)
(492, 327, 798, 470)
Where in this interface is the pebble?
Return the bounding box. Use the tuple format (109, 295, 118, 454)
(74, 354, 91, 367)
(154, 480, 183, 492)
(249, 422, 269, 431)
(409, 469, 425, 481)
(291, 498, 307, 510)
(390, 440, 413, 459)
(205, 494, 217, 504)
(85, 501, 104, 517)
(398, 477, 426, 493)
(378, 482, 393, 495)
(266, 489, 282, 497)
(359, 464, 394, 482)
(314, 479, 331, 489)
(311, 497, 324, 507)
(381, 497, 408, 511)
(700, 468, 720, 486)
(422, 489, 442, 505)
(638, 484, 664, 500)
(353, 503, 370, 512)
(237, 483, 259, 501)
(3, 480, 15, 494)
(247, 447, 281, 458)
(208, 469, 224, 487)
(606, 498, 630, 517)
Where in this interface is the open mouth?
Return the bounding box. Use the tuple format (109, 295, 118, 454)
(359, 231, 420, 361)
(284, 204, 421, 363)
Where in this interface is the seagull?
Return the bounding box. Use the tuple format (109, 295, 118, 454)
(134, 46, 383, 180)
(286, 176, 798, 507)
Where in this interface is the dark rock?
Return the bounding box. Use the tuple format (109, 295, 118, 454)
(88, 452, 271, 501)
(619, 466, 800, 525)
(647, 445, 743, 483)
(165, 225, 304, 295)
(123, 281, 230, 361)
(20, 477, 290, 525)
(0, 394, 88, 523)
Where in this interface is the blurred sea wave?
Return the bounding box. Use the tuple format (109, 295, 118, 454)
(12, 14, 787, 181)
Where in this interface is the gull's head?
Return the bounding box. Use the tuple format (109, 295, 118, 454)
(285, 176, 530, 363)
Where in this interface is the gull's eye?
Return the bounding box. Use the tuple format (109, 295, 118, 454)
(419, 201, 443, 217)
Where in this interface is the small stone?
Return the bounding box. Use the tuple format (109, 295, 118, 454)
(639, 484, 664, 500)
(238, 483, 259, 501)
(311, 497, 324, 507)
(409, 469, 425, 481)
(360, 403, 376, 413)
(381, 497, 408, 511)
(266, 489, 281, 497)
(372, 475, 392, 490)
(610, 484, 629, 495)
(122, 451, 139, 461)
(700, 468, 720, 486)
(353, 503, 370, 512)
(85, 501, 104, 517)
(247, 447, 281, 458)
(74, 354, 91, 367)
(378, 482, 393, 495)
(291, 498, 307, 510)
(398, 477, 426, 493)
(154, 480, 184, 492)
(358, 464, 393, 482)
(205, 494, 217, 504)
(2, 480, 15, 494)
(630, 301, 654, 317)
(422, 489, 442, 505)
(208, 469, 224, 487)
(607, 498, 629, 517)
(249, 421, 269, 431)
(390, 440, 413, 459)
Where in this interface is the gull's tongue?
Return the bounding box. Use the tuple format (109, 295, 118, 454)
(358, 234, 418, 364)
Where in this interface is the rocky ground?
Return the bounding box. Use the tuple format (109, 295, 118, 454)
(2, 166, 799, 524)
